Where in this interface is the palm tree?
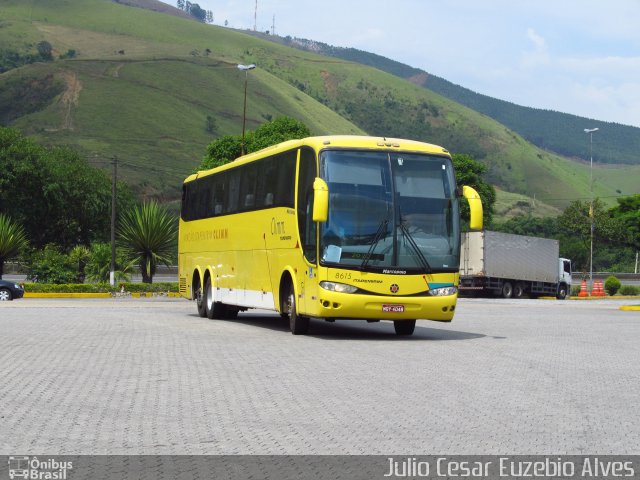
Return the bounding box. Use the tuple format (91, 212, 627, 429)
(118, 201, 177, 283)
(85, 242, 134, 283)
(0, 214, 28, 279)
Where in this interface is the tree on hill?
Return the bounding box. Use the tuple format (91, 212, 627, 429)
(36, 41, 53, 61)
(177, 1, 209, 22)
(200, 116, 311, 170)
(189, 3, 206, 22)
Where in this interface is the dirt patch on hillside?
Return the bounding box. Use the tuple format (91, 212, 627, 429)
(320, 70, 338, 98)
(407, 72, 428, 86)
(59, 71, 83, 130)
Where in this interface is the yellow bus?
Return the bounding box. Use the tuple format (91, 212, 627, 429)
(179, 135, 482, 335)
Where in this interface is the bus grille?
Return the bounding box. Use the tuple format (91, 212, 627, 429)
(179, 277, 187, 294)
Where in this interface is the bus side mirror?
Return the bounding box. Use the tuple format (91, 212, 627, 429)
(462, 185, 483, 231)
(312, 177, 329, 222)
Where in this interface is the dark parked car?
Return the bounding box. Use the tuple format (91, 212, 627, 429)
(0, 280, 25, 301)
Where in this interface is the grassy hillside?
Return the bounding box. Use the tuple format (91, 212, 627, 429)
(0, 0, 363, 197)
(1, 0, 638, 209)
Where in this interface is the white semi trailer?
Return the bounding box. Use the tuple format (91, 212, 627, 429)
(459, 231, 572, 299)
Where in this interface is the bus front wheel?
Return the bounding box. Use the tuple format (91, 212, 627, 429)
(394, 319, 416, 336)
(287, 285, 309, 335)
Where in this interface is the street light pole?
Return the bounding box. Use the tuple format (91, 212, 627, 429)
(237, 64, 256, 156)
(584, 127, 599, 291)
(110, 155, 118, 287)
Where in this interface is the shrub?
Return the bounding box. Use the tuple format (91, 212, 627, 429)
(604, 275, 622, 296)
(23, 282, 178, 293)
(619, 285, 640, 296)
(27, 245, 77, 284)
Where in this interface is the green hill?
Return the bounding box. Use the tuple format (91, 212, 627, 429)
(1, 0, 638, 210)
(282, 37, 640, 166)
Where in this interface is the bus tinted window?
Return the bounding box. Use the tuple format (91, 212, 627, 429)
(181, 149, 297, 221)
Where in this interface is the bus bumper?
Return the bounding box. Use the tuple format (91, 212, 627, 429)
(312, 292, 458, 322)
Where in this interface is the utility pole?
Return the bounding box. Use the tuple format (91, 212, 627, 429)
(110, 156, 118, 286)
(272, 14, 275, 36)
(584, 127, 598, 291)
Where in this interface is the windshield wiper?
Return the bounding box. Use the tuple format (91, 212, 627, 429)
(361, 218, 389, 269)
(399, 221, 432, 273)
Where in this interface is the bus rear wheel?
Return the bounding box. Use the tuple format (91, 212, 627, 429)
(205, 277, 226, 319)
(394, 319, 416, 336)
(287, 284, 309, 335)
(196, 284, 207, 317)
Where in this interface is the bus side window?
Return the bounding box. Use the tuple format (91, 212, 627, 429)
(298, 147, 317, 263)
(227, 171, 240, 213)
(277, 151, 297, 207)
(213, 174, 225, 216)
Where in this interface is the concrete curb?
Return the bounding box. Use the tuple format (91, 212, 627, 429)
(24, 292, 112, 299)
(568, 295, 640, 301)
(620, 306, 640, 311)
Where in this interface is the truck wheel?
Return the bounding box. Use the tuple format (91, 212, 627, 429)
(501, 282, 513, 299)
(513, 283, 525, 298)
(556, 284, 568, 300)
(394, 320, 416, 336)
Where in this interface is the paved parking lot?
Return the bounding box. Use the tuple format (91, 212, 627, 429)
(1, 297, 638, 454)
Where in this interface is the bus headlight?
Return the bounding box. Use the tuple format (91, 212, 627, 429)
(320, 281, 358, 293)
(429, 286, 458, 296)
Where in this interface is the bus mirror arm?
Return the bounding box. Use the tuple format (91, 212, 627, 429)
(462, 185, 483, 231)
(312, 178, 329, 222)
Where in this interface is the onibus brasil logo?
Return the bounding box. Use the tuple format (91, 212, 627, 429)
(8, 456, 73, 480)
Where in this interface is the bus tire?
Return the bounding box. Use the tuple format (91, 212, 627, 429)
(195, 285, 207, 317)
(287, 284, 309, 335)
(205, 277, 225, 319)
(394, 319, 416, 336)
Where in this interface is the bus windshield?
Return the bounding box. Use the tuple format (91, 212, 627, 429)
(319, 150, 460, 272)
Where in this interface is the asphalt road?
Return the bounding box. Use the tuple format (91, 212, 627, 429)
(1, 297, 638, 455)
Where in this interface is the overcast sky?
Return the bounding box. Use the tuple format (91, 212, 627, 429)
(166, 0, 640, 128)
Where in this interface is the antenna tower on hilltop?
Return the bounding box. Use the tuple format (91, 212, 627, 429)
(253, 0, 257, 31)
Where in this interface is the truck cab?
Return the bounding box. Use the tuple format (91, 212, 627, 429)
(557, 258, 572, 299)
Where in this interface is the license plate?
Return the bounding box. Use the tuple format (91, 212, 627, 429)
(382, 304, 405, 313)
